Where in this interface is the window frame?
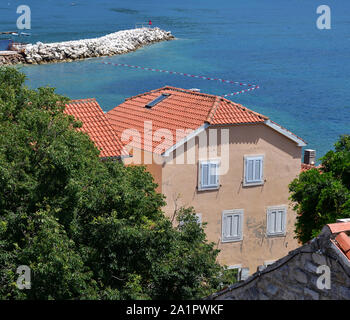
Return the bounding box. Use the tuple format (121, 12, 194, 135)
(266, 205, 287, 237)
(225, 264, 242, 282)
(221, 209, 244, 243)
(243, 155, 265, 187)
(198, 159, 220, 191)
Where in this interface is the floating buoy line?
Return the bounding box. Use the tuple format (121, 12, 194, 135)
(101, 61, 260, 98)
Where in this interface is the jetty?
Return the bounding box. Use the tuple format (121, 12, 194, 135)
(0, 32, 27, 65)
(0, 27, 174, 66)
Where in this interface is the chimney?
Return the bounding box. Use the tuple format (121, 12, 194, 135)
(304, 149, 316, 165)
(189, 88, 200, 92)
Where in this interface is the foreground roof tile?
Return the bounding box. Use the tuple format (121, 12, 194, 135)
(326, 222, 350, 261)
(336, 232, 350, 259)
(64, 98, 128, 159)
(327, 222, 350, 234)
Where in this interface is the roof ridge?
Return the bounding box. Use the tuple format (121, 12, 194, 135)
(68, 98, 97, 104)
(123, 86, 219, 103)
(123, 86, 269, 122)
(124, 87, 166, 101)
(205, 96, 222, 123)
(162, 86, 219, 99)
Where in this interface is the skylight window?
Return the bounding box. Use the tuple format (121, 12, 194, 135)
(145, 93, 171, 108)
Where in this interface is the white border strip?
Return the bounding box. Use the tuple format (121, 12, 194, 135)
(162, 123, 210, 157)
(264, 120, 306, 147)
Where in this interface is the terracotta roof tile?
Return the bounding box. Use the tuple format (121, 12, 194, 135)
(301, 163, 316, 172)
(106, 86, 268, 154)
(64, 98, 128, 158)
(326, 222, 350, 261)
(300, 163, 323, 173)
(327, 222, 350, 234)
(335, 232, 350, 259)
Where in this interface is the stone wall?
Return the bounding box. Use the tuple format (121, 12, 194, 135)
(208, 227, 350, 300)
(23, 27, 174, 64)
(0, 53, 26, 66)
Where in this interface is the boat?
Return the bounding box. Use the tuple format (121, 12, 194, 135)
(0, 31, 30, 52)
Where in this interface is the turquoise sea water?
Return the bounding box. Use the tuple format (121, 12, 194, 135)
(1, 0, 349, 160)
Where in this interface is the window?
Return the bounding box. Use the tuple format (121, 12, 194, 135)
(240, 267, 250, 281)
(222, 209, 243, 242)
(224, 265, 241, 283)
(224, 265, 249, 281)
(243, 155, 264, 186)
(266, 206, 287, 236)
(198, 159, 220, 191)
(145, 93, 171, 108)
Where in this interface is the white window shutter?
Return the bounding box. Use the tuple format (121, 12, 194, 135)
(279, 209, 286, 233)
(271, 211, 278, 233)
(222, 214, 228, 238)
(209, 162, 217, 186)
(244, 155, 264, 186)
(233, 214, 240, 237)
(199, 160, 220, 190)
(254, 158, 262, 181)
(282, 210, 286, 232)
(267, 210, 275, 234)
(201, 163, 209, 188)
(275, 209, 286, 233)
(222, 210, 243, 242)
(267, 207, 287, 236)
(246, 159, 254, 182)
(228, 215, 234, 237)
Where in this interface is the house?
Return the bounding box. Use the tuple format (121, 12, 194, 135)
(64, 98, 128, 160)
(207, 220, 350, 300)
(105, 86, 307, 274)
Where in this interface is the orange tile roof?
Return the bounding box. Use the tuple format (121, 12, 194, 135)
(301, 163, 316, 172)
(106, 86, 268, 154)
(336, 232, 350, 259)
(301, 163, 322, 173)
(327, 222, 350, 234)
(327, 222, 350, 261)
(64, 98, 128, 159)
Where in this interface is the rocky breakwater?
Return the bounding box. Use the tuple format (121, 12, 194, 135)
(0, 53, 26, 66)
(23, 27, 174, 64)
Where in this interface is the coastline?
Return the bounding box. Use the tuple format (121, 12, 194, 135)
(0, 27, 174, 66)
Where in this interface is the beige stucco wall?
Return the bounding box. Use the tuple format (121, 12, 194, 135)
(123, 148, 163, 194)
(160, 123, 302, 273)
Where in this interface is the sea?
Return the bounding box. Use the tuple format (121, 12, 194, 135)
(1, 0, 349, 160)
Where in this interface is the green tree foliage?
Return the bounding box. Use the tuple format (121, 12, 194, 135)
(0, 67, 235, 300)
(289, 135, 350, 244)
